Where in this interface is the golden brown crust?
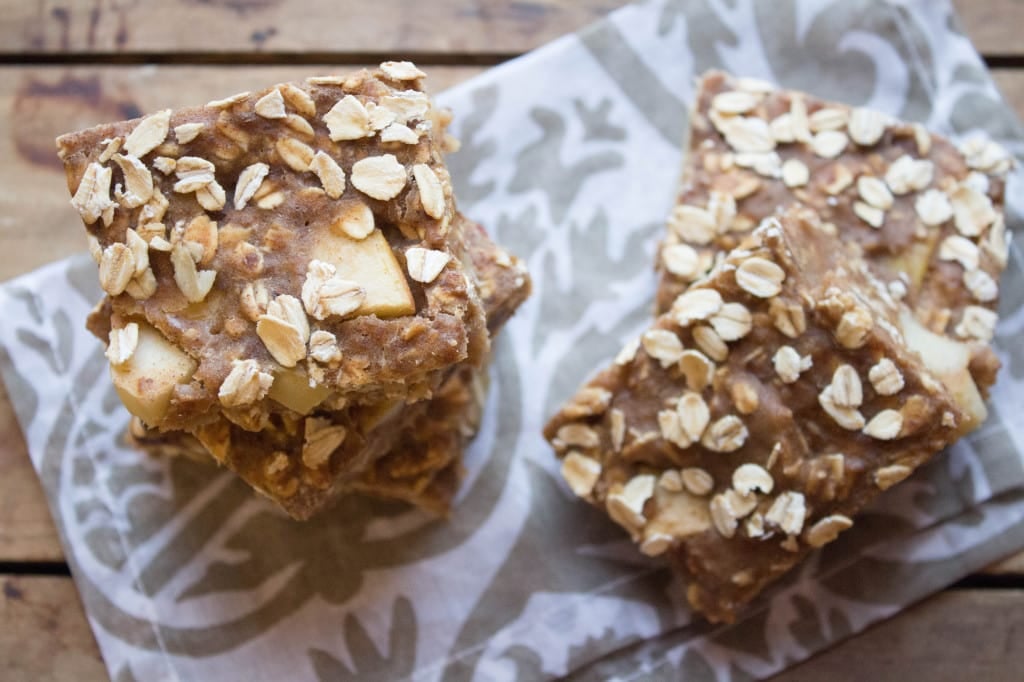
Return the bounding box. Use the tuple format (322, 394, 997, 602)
(545, 207, 963, 623)
(125, 214, 530, 517)
(58, 65, 490, 432)
(658, 71, 1009, 394)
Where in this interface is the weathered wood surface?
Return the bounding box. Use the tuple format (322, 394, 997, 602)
(774, 589, 1024, 681)
(1, 1, 1018, 58)
(3, 580, 1022, 682)
(1, 1, 1023, 681)
(0, 0, 629, 56)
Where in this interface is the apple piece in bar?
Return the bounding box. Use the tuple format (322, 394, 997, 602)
(268, 366, 332, 415)
(900, 310, 987, 433)
(110, 322, 197, 426)
(312, 227, 416, 319)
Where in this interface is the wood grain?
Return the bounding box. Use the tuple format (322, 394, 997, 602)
(0, 391, 61, 562)
(1, 0, 628, 56)
(3, 581, 1023, 682)
(1, 1, 1019, 58)
(954, 0, 1024, 56)
(774, 590, 1024, 681)
(0, 576, 108, 682)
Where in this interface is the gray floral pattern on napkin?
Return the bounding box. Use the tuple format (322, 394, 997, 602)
(1, 0, 1023, 680)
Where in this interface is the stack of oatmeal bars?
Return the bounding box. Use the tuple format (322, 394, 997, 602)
(57, 63, 529, 519)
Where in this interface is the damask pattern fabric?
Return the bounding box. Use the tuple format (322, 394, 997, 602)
(1, 0, 1023, 679)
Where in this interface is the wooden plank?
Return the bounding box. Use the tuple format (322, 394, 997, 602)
(0, 388, 62, 562)
(1, 0, 627, 56)
(0, 64, 482, 282)
(992, 68, 1024, 121)
(0, 576, 107, 682)
(1, 1, 1019, 58)
(2, 580, 1023, 682)
(774, 589, 1024, 681)
(953, 0, 1024, 56)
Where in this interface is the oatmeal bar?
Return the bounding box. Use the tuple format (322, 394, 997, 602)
(658, 71, 1010, 394)
(122, 215, 530, 518)
(545, 206, 973, 623)
(57, 63, 489, 434)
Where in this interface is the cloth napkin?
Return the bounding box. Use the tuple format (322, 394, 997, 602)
(2, 0, 1023, 679)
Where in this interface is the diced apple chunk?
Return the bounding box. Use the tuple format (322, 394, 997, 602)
(883, 230, 939, 293)
(268, 367, 331, 414)
(312, 228, 415, 318)
(110, 322, 197, 426)
(900, 310, 987, 433)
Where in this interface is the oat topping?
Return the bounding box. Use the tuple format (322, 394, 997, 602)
(678, 392, 711, 443)
(772, 345, 808, 383)
(955, 305, 998, 341)
(301, 417, 346, 469)
(351, 154, 407, 200)
(556, 423, 600, 449)
(71, 162, 115, 225)
(885, 155, 933, 195)
(255, 89, 287, 119)
(853, 201, 884, 229)
(561, 452, 602, 498)
(874, 464, 913, 490)
(804, 514, 853, 548)
(735, 256, 785, 297)
(765, 491, 806, 536)
(720, 116, 775, 154)
(810, 130, 848, 159)
(219, 358, 274, 407)
(781, 158, 809, 187)
(709, 302, 752, 341)
(662, 243, 702, 279)
(302, 260, 366, 319)
(692, 325, 729, 362)
(732, 463, 773, 495)
(679, 349, 715, 391)
(769, 298, 806, 338)
(380, 60, 426, 81)
(607, 475, 656, 533)
(406, 247, 451, 284)
(170, 242, 216, 303)
(106, 323, 139, 367)
(309, 151, 346, 199)
(818, 385, 865, 430)
(701, 415, 748, 453)
(668, 205, 718, 244)
(124, 110, 171, 158)
(829, 364, 863, 408)
(848, 107, 887, 146)
(234, 162, 270, 210)
(98, 243, 135, 295)
(950, 183, 996, 236)
(712, 90, 761, 114)
(964, 268, 998, 302)
(868, 358, 904, 395)
(609, 408, 626, 451)
(412, 164, 445, 219)
(308, 330, 342, 364)
(257, 295, 309, 368)
(856, 175, 894, 210)
(914, 188, 953, 226)
(324, 95, 371, 141)
(642, 329, 685, 367)
(682, 467, 714, 496)
(862, 409, 903, 440)
(671, 288, 723, 325)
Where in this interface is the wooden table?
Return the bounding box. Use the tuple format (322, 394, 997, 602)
(1, 1, 1022, 679)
